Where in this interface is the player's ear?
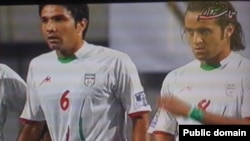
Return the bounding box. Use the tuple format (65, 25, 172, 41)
(76, 18, 88, 34)
(225, 23, 235, 38)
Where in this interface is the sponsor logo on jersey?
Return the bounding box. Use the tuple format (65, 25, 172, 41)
(135, 92, 148, 108)
(178, 85, 193, 94)
(225, 82, 235, 97)
(39, 76, 51, 86)
(84, 73, 95, 87)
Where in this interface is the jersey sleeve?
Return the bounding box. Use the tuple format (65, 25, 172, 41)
(0, 84, 7, 141)
(148, 109, 177, 135)
(20, 61, 45, 122)
(0, 64, 26, 114)
(0, 64, 26, 141)
(148, 72, 178, 135)
(3, 77, 27, 114)
(114, 54, 151, 116)
(241, 61, 250, 118)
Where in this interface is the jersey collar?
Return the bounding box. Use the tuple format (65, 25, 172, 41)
(199, 51, 236, 71)
(74, 41, 94, 59)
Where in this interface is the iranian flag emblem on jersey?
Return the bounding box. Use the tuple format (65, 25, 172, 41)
(84, 73, 95, 87)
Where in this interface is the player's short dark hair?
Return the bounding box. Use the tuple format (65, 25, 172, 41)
(185, 1, 245, 51)
(38, 4, 89, 39)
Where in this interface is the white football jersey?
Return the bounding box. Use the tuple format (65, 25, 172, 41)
(20, 41, 151, 141)
(0, 64, 26, 141)
(148, 52, 250, 140)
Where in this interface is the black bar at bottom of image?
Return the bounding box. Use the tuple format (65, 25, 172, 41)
(179, 125, 250, 141)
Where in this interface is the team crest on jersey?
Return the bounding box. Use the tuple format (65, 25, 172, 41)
(84, 73, 95, 87)
(225, 82, 235, 97)
(134, 92, 148, 108)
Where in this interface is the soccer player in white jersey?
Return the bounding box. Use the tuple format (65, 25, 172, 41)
(18, 4, 151, 141)
(148, 1, 250, 141)
(0, 64, 26, 141)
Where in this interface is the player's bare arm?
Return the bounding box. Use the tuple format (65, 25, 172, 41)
(160, 95, 250, 125)
(40, 124, 52, 141)
(131, 112, 150, 141)
(17, 121, 47, 141)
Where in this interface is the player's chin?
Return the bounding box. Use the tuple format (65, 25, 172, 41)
(48, 43, 60, 50)
(193, 52, 208, 61)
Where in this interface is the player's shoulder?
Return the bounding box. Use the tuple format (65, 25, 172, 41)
(167, 60, 197, 76)
(29, 51, 56, 66)
(226, 52, 250, 69)
(88, 42, 131, 60)
(162, 60, 197, 84)
(0, 63, 23, 80)
(234, 52, 250, 64)
(0, 64, 12, 76)
(0, 63, 11, 71)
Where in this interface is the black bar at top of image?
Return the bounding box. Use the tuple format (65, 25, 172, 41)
(0, 0, 93, 5)
(179, 125, 250, 141)
(0, 0, 173, 6)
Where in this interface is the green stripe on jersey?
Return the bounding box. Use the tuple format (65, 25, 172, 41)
(79, 117, 85, 141)
(200, 63, 221, 71)
(58, 55, 77, 63)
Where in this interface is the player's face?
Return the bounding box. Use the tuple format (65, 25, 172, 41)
(40, 5, 83, 55)
(184, 11, 231, 64)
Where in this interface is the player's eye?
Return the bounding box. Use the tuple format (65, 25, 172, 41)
(197, 28, 211, 36)
(185, 28, 194, 37)
(53, 15, 67, 23)
(54, 17, 64, 22)
(40, 18, 48, 24)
